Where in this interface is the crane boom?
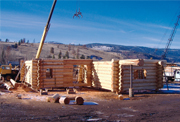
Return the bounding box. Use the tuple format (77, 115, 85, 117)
(161, 15, 180, 59)
(35, 0, 57, 59)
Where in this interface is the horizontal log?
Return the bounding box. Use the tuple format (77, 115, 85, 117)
(122, 83, 157, 88)
(143, 64, 157, 67)
(32, 65, 74, 69)
(37, 83, 75, 88)
(94, 74, 112, 78)
(32, 69, 73, 73)
(119, 59, 144, 66)
(93, 65, 112, 69)
(93, 63, 119, 67)
(120, 66, 157, 70)
(73, 83, 89, 87)
(93, 67, 119, 71)
(63, 60, 92, 65)
(146, 72, 156, 75)
(122, 79, 156, 84)
(120, 86, 157, 91)
(143, 60, 166, 66)
(42, 78, 73, 82)
(122, 73, 157, 78)
(120, 78, 156, 82)
(93, 72, 116, 76)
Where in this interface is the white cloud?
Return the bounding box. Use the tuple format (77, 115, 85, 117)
(143, 37, 162, 42)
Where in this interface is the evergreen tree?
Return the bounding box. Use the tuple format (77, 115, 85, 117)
(47, 55, 52, 58)
(1, 49, 5, 64)
(50, 47, 54, 54)
(86, 56, 90, 59)
(5, 39, 9, 42)
(18, 41, 21, 45)
(52, 54, 55, 59)
(80, 54, 85, 59)
(65, 51, 69, 59)
(58, 50, 62, 59)
(14, 43, 18, 48)
(76, 48, 79, 59)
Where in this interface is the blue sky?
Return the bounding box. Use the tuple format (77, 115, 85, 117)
(1, 0, 180, 49)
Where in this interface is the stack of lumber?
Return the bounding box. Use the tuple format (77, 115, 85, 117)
(22, 59, 93, 90)
(119, 59, 166, 93)
(92, 59, 119, 92)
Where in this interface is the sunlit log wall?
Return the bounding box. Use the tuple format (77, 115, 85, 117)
(92, 59, 119, 92)
(20, 59, 93, 90)
(92, 59, 166, 93)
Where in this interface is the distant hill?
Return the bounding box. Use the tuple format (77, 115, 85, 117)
(86, 43, 180, 62)
(1, 41, 180, 64)
(0, 42, 122, 64)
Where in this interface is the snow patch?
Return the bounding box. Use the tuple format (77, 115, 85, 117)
(91, 46, 113, 51)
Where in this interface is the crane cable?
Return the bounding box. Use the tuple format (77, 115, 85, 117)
(153, 6, 180, 57)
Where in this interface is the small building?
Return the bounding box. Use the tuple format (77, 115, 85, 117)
(20, 59, 166, 93)
(92, 59, 166, 93)
(20, 59, 93, 90)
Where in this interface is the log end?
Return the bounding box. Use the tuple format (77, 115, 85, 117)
(75, 96, 84, 105)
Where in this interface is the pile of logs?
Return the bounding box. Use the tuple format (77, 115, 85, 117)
(46, 94, 84, 105)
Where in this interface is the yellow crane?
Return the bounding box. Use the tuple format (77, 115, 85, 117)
(35, 0, 57, 59)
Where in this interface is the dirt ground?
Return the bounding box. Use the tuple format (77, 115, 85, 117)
(1, 84, 180, 122)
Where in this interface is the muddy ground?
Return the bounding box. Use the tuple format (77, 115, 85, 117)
(1, 85, 180, 122)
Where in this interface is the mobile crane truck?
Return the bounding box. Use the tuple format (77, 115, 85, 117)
(0, 64, 19, 81)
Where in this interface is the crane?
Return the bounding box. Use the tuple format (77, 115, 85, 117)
(161, 14, 180, 59)
(35, 0, 57, 59)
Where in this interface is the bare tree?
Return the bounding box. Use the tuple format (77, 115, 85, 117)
(76, 48, 79, 59)
(5, 46, 11, 64)
(68, 44, 71, 51)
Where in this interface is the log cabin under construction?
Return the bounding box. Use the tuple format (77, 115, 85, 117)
(20, 59, 166, 93)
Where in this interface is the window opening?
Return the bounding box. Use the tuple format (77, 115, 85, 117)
(134, 69, 147, 79)
(46, 68, 53, 78)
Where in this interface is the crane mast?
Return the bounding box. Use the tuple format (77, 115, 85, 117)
(35, 0, 57, 59)
(161, 14, 180, 59)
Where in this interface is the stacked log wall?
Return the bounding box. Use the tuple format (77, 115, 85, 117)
(119, 59, 166, 93)
(23, 59, 92, 90)
(92, 59, 119, 92)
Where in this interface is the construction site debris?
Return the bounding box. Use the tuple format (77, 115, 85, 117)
(10, 79, 18, 89)
(16, 94, 22, 99)
(47, 93, 60, 103)
(118, 94, 124, 100)
(4, 83, 13, 90)
(59, 96, 70, 104)
(40, 89, 48, 95)
(66, 87, 76, 94)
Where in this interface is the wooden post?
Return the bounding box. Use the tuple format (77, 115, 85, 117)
(129, 65, 134, 97)
(86, 64, 92, 86)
